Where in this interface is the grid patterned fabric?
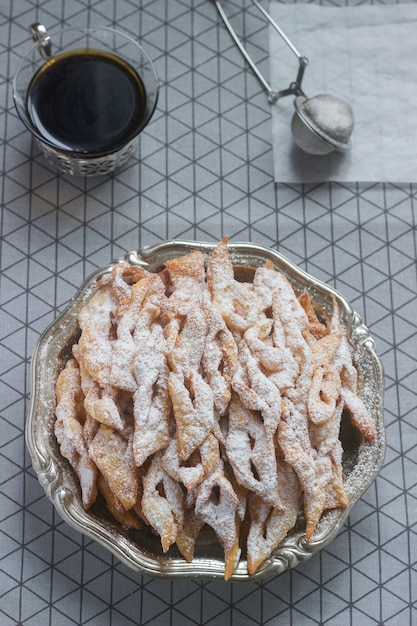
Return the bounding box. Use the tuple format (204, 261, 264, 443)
(1, 1, 416, 625)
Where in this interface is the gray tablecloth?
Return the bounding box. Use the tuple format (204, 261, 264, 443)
(1, 1, 415, 625)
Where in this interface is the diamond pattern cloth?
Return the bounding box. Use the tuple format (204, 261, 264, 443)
(0, 1, 416, 625)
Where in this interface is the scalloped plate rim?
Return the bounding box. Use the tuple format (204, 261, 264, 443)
(25, 239, 386, 581)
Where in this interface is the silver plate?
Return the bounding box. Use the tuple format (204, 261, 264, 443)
(26, 240, 386, 581)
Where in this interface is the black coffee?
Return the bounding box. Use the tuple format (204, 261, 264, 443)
(26, 49, 146, 155)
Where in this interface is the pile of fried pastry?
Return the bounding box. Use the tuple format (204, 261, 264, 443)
(54, 237, 376, 579)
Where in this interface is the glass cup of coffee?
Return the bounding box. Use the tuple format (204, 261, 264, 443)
(13, 24, 159, 176)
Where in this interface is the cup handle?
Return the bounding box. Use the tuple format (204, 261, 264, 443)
(29, 23, 52, 61)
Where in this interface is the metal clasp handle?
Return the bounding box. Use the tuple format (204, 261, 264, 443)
(213, 0, 308, 104)
(29, 23, 52, 61)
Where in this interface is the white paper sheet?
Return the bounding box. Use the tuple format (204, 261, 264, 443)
(268, 3, 417, 183)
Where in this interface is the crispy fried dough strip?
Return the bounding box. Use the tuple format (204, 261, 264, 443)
(207, 236, 259, 336)
(131, 460, 150, 524)
(134, 362, 172, 468)
(342, 388, 376, 442)
(168, 304, 215, 460)
(270, 283, 313, 408)
(168, 303, 206, 375)
(324, 453, 348, 511)
(76, 286, 116, 388)
(278, 399, 329, 541)
(83, 414, 100, 449)
(201, 291, 238, 415)
(251, 261, 282, 308)
(304, 454, 334, 540)
(194, 461, 242, 581)
(164, 250, 206, 316)
(166, 248, 238, 420)
(141, 453, 185, 553)
(132, 303, 171, 467)
(165, 249, 237, 439)
(54, 359, 98, 510)
(244, 313, 278, 369)
(111, 274, 166, 392)
(298, 292, 329, 339)
(333, 334, 376, 442)
(176, 507, 205, 563)
(89, 424, 138, 510)
(232, 339, 281, 434)
(162, 433, 220, 492)
(309, 397, 343, 455)
(306, 296, 342, 369)
(246, 456, 301, 575)
(267, 308, 300, 393)
(281, 392, 347, 539)
(74, 354, 125, 431)
(99, 261, 149, 320)
(169, 371, 214, 462)
(74, 284, 131, 433)
(308, 364, 341, 425)
(226, 394, 281, 508)
(96, 473, 142, 530)
(309, 399, 348, 511)
(56, 358, 85, 409)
